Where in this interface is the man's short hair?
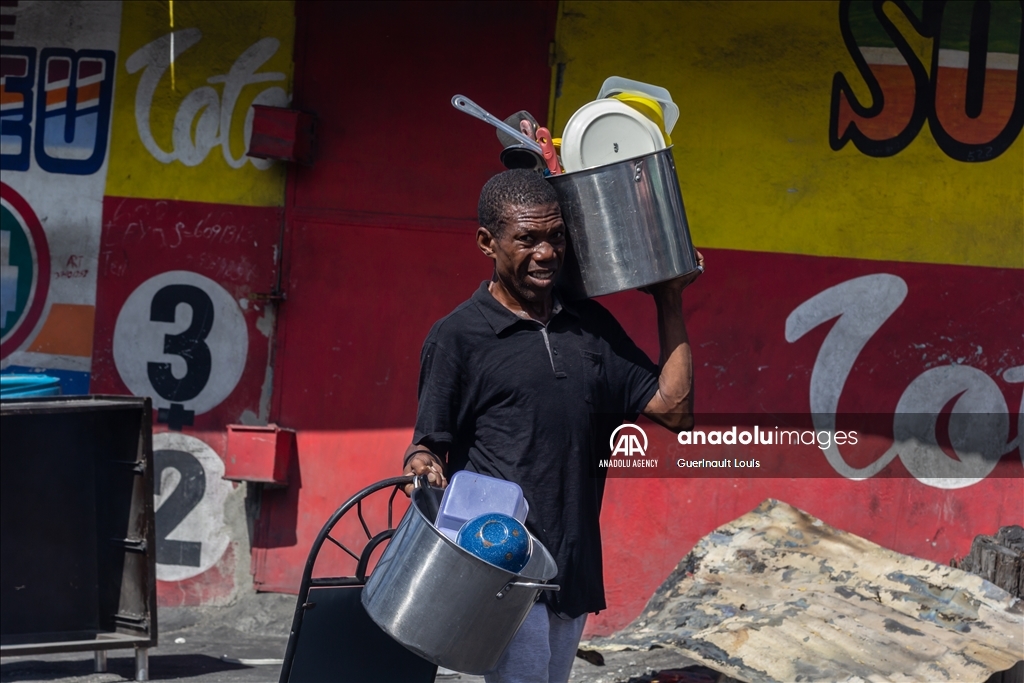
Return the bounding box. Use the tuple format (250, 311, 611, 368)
(478, 169, 559, 237)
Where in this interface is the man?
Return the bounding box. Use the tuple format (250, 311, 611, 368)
(402, 169, 701, 682)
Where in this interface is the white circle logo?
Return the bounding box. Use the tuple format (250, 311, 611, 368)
(113, 271, 247, 425)
(610, 423, 648, 457)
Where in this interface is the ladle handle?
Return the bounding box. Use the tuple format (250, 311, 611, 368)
(451, 94, 544, 154)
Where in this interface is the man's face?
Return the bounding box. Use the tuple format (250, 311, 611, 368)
(485, 202, 566, 302)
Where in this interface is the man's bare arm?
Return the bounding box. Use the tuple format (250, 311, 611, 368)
(642, 251, 703, 432)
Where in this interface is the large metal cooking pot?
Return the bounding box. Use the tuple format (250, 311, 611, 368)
(549, 146, 698, 299)
(362, 484, 559, 674)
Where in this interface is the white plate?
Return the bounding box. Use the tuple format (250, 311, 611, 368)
(560, 99, 666, 173)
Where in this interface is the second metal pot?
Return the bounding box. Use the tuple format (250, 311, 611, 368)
(549, 146, 698, 299)
(362, 485, 559, 674)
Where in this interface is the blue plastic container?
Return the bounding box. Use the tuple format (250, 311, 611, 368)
(0, 374, 62, 399)
(456, 512, 532, 574)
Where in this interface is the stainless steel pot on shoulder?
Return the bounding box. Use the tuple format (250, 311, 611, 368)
(549, 146, 699, 299)
(361, 484, 559, 675)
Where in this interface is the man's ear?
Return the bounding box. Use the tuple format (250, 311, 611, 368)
(477, 226, 497, 259)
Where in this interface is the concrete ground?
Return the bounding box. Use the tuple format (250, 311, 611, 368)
(0, 594, 295, 683)
(0, 593, 708, 683)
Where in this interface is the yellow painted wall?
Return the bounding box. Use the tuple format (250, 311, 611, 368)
(552, 1, 1023, 268)
(106, 0, 294, 206)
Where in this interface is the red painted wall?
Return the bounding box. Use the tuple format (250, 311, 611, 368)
(253, 0, 558, 588)
(92, 197, 282, 430)
(90, 197, 284, 606)
(590, 250, 1023, 633)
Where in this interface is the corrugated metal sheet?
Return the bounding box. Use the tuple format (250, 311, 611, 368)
(593, 499, 1023, 682)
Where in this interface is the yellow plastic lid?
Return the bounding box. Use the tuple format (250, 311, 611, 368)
(611, 93, 671, 145)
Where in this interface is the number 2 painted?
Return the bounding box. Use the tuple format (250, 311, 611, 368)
(154, 449, 206, 567)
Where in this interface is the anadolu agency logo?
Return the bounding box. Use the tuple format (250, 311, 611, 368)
(599, 423, 659, 469)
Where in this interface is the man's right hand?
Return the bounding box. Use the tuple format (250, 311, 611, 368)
(402, 447, 447, 495)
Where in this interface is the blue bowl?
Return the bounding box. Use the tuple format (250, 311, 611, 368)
(456, 513, 531, 574)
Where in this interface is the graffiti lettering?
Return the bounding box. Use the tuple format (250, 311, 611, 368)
(0, 46, 115, 174)
(185, 253, 258, 284)
(0, 48, 36, 171)
(109, 198, 258, 249)
(35, 49, 116, 174)
(929, 0, 1024, 160)
(830, 0, 1023, 162)
(125, 29, 288, 169)
(830, 1, 931, 157)
(54, 269, 89, 279)
(786, 274, 1021, 488)
(100, 249, 128, 278)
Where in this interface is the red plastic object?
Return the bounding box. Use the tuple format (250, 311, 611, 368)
(224, 424, 295, 486)
(247, 106, 316, 164)
(535, 126, 560, 174)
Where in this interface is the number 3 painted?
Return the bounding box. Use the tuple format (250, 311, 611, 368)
(147, 284, 214, 402)
(113, 270, 248, 422)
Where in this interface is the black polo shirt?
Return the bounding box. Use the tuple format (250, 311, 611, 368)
(412, 281, 660, 617)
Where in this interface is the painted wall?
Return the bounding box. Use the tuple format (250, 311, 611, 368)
(549, 0, 1022, 635)
(2, 0, 1020, 640)
(1, 0, 295, 607)
(1, 1, 122, 393)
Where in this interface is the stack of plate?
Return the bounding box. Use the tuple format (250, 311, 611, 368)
(560, 98, 667, 173)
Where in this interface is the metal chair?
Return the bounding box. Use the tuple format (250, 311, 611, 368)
(278, 475, 437, 683)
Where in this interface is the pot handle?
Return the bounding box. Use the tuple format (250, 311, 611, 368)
(496, 581, 560, 598)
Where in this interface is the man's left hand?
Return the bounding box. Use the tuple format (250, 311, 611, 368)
(402, 450, 448, 496)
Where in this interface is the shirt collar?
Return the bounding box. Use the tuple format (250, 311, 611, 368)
(471, 281, 579, 335)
